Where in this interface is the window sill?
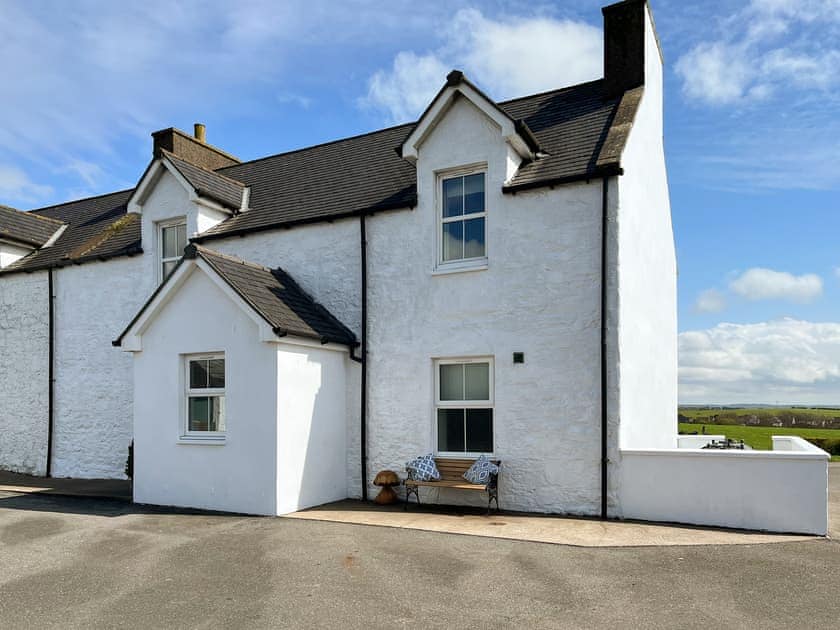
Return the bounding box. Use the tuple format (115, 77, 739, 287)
(177, 436, 226, 445)
(432, 260, 488, 276)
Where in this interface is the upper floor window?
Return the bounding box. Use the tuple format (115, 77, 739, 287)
(159, 218, 186, 282)
(440, 171, 486, 265)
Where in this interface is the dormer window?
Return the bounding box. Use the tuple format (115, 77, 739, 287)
(439, 169, 486, 268)
(159, 218, 187, 282)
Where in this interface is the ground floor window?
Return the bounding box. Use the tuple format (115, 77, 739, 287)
(435, 357, 493, 454)
(184, 354, 226, 435)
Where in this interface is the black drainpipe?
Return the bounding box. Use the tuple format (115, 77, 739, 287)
(359, 213, 368, 501)
(600, 176, 609, 520)
(46, 268, 55, 477)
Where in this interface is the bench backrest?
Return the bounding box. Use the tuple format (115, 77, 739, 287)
(434, 458, 501, 481)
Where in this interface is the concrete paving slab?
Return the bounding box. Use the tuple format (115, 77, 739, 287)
(285, 499, 814, 547)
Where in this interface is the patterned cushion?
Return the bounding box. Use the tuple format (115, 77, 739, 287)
(463, 454, 500, 485)
(406, 454, 441, 481)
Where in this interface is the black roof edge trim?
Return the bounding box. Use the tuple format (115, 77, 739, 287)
(502, 164, 623, 194)
(0, 246, 144, 277)
(191, 196, 417, 243)
(514, 119, 543, 154)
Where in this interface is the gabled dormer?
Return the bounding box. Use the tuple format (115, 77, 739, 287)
(0, 204, 65, 268)
(127, 125, 248, 283)
(400, 70, 542, 183)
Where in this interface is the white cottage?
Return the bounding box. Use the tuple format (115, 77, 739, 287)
(0, 1, 828, 533)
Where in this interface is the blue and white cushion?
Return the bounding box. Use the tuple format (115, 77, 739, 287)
(406, 454, 441, 481)
(463, 454, 499, 485)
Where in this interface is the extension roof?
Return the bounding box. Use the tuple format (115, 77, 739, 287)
(114, 244, 357, 348)
(2, 75, 638, 274)
(0, 204, 64, 248)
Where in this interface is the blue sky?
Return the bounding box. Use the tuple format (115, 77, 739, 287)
(1, 0, 839, 404)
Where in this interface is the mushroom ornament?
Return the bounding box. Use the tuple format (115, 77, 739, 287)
(373, 470, 401, 505)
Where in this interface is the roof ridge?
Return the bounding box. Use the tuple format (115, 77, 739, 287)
(497, 78, 606, 106)
(215, 121, 415, 174)
(28, 187, 134, 214)
(161, 149, 246, 187)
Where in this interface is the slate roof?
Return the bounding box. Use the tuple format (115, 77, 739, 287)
(114, 244, 357, 347)
(163, 150, 246, 210)
(0, 204, 64, 248)
(2, 76, 636, 273)
(0, 190, 140, 274)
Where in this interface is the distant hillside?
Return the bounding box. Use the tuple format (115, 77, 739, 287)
(678, 406, 840, 430)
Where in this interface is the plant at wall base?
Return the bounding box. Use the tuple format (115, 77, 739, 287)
(125, 441, 133, 480)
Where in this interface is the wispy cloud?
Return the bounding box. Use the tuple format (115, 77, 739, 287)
(694, 288, 727, 314)
(672, 0, 840, 191)
(675, 0, 840, 106)
(361, 8, 602, 123)
(679, 318, 840, 405)
(0, 164, 53, 204)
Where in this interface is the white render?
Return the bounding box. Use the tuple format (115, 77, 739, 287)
(620, 437, 829, 535)
(612, 5, 678, 452)
(0, 271, 49, 475)
(130, 262, 349, 515)
(366, 96, 604, 514)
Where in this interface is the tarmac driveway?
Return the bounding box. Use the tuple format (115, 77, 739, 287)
(0, 467, 838, 629)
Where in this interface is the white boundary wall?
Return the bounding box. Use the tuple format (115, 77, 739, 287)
(619, 437, 829, 535)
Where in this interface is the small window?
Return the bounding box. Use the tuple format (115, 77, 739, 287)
(440, 171, 486, 264)
(184, 355, 226, 436)
(160, 219, 187, 282)
(435, 358, 493, 454)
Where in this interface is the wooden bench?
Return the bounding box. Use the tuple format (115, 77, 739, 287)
(404, 457, 501, 514)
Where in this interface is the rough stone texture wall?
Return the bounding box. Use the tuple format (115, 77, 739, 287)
(365, 97, 604, 515)
(209, 219, 364, 497)
(51, 256, 152, 479)
(0, 271, 49, 475)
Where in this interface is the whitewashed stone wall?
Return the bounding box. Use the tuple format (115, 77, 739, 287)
(51, 256, 152, 478)
(365, 97, 604, 515)
(0, 271, 49, 475)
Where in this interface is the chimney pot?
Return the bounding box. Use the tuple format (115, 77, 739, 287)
(194, 123, 206, 143)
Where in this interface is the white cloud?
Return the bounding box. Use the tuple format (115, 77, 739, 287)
(0, 164, 53, 204)
(675, 1, 840, 106)
(694, 288, 727, 313)
(362, 9, 602, 123)
(365, 52, 450, 124)
(729, 267, 823, 303)
(679, 318, 840, 405)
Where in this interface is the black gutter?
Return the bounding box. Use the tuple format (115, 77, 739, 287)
(46, 268, 55, 477)
(502, 164, 622, 195)
(600, 176, 609, 520)
(191, 196, 417, 244)
(359, 214, 369, 502)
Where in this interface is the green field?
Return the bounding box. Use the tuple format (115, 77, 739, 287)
(680, 407, 840, 422)
(678, 423, 840, 460)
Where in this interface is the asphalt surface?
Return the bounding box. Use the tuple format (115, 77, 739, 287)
(0, 469, 838, 629)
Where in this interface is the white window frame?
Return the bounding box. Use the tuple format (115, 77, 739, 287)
(158, 217, 187, 284)
(435, 165, 488, 272)
(182, 352, 226, 442)
(434, 356, 495, 457)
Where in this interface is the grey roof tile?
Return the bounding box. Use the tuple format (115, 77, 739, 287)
(192, 245, 357, 346)
(163, 150, 245, 209)
(0, 204, 64, 248)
